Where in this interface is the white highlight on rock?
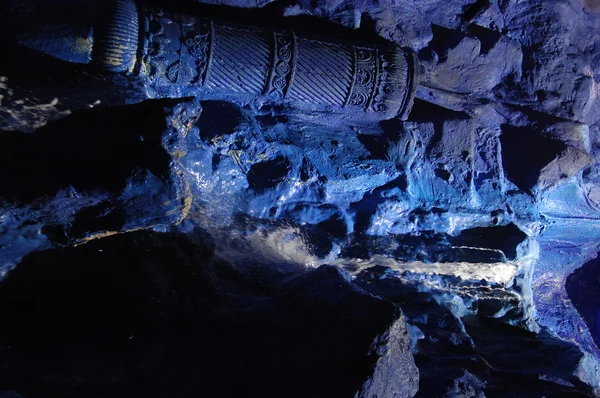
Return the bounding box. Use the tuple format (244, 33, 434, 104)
(333, 254, 518, 285)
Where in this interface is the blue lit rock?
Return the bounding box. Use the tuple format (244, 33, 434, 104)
(1, 0, 600, 397)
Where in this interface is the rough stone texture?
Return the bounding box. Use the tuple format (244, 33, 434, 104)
(354, 265, 597, 397)
(1, 0, 600, 396)
(0, 230, 418, 398)
(0, 98, 194, 267)
(356, 317, 419, 398)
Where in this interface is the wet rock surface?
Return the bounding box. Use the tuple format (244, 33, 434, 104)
(1, 0, 600, 396)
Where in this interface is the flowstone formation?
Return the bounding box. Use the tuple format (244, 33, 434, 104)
(1, 0, 600, 397)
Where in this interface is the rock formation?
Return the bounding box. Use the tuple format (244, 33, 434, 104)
(1, 0, 600, 396)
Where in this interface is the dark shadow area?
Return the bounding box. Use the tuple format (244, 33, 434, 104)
(463, 316, 593, 397)
(428, 25, 467, 63)
(255, 114, 289, 128)
(379, 118, 404, 142)
(40, 201, 127, 245)
(434, 167, 452, 181)
(500, 124, 566, 191)
(355, 266, 595, 398)
(299, 157, 316, 181)
(407, 99, 471, 122)
(0, 40, 144, 124)
(355, 265, 489, 396)
(567, 254, 600, 349)
(357, 134, 391, 160)
(0, 229, 399, 398)
(197, 101, 243, 141)
(467, 23, 501, 55)
(247, 156, 291, 193)
(0, 100, 173, 204)
(461, 0, 491, 23)
(1, 0, 384, 45)
(448, 223, 528, 260)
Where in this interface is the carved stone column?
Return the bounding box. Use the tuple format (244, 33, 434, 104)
(10, 0, 415, 122)
(96, 0, 417, 121)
